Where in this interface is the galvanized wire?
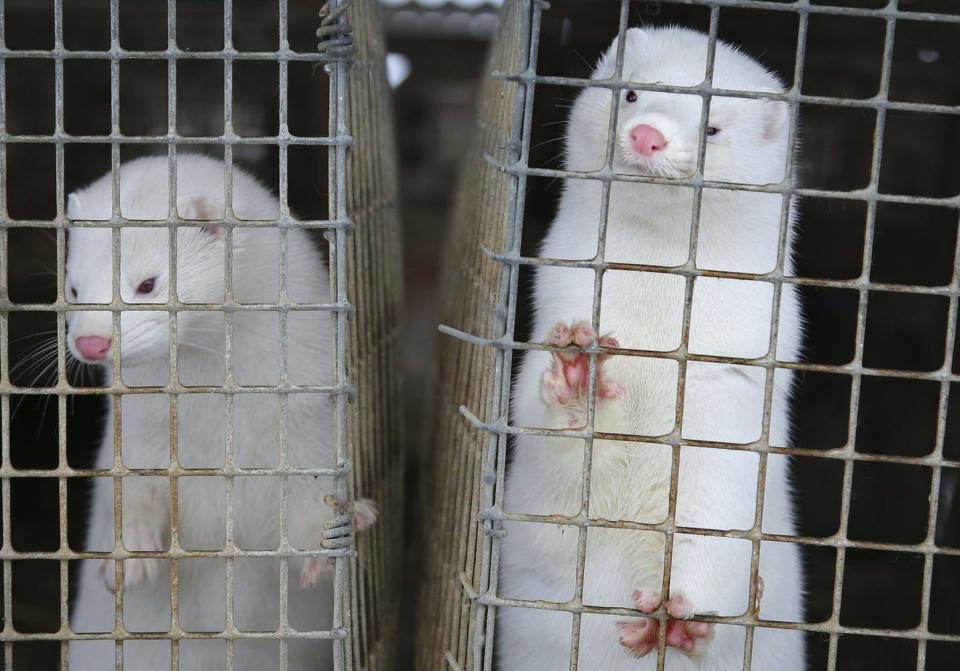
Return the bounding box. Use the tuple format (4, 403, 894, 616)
(428, 0, 960, 670)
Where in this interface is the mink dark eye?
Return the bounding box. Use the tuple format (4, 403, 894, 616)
(706, 126, 720, 137)
(136, 277, 157, 295)
(625, 90, 638, 103)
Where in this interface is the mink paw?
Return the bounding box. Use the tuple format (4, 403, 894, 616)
(615, 590, 714, 658)
(100, 521, 168, 592)
(541, 320, 623, 427)
(299, 497, 378, 590)
(298, 557, 330, 590)
(100, 556, 164, 593)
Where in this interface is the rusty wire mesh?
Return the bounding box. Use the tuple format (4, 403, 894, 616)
(0, 0, 403, 668)
(422, 0, 960, 669)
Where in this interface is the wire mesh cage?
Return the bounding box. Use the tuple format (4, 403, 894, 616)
(422, 0, 960, 670)
(0, 0, 403, 669)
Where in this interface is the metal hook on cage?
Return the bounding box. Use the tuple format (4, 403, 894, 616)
(317, 0, 356, 58)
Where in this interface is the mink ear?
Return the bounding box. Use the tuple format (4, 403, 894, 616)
(180, 195, 223, 220)
(751, 85, 791, 142)
(762, 98, 791, 143)
(200, 225, 225, 240)
(593, 28, 645, 80)
(180, 195, 225, 240)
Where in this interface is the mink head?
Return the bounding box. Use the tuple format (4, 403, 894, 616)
(566, 26, 792, 187)
(63, 155, 277, 368)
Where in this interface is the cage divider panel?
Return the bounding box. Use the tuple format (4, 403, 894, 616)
(416, 1, 529, 668)
(341, 1, 405, 668)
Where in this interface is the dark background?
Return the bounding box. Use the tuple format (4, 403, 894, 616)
(2, 0, 959, 669)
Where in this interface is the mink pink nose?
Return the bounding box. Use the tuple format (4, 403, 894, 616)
(630, 124, 667, 157)
(74, 335, 111, 361)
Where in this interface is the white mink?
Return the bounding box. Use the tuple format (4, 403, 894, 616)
(497, 27, 805, 670)
(65, 155, 376, 671)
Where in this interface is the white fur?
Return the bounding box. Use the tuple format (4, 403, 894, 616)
(497, 28, 806, 670)
(66, 155, 343, 670)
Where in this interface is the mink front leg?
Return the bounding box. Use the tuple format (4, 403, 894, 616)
(99, 476, 170, 591)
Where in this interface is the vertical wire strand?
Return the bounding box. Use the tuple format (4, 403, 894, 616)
(51, 1, 71, 668)
(275, 3, 292, 669)
(107, 2, 125, 667)
(0, 4, 12, 666)
(825, 5, 897, 668)
(327, 0, 354, 665)
(220, 2, 240, 668)
(165, 1, 183, 667)
(164, 0, 181, 663)
(220, 2, 238, 669)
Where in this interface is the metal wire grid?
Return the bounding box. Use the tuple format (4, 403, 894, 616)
(432, 0, 960, 669)
(0, 0, 379, 668)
